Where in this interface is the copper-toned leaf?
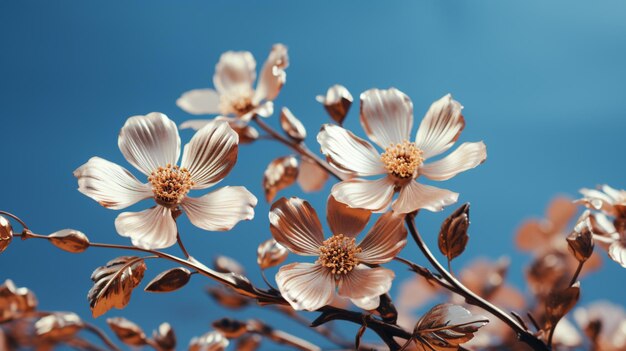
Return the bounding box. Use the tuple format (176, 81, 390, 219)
(88, 256, 146, 318)
(35, 312, 84, 342)
(145, 267, 191, 293)
(189, 331, 229, 351)
(0, 216, 13, 254)
(257, 239, 288, 269)
(414, 303, 489, 350)
(107, 317, 147, 346)
(0, 279, 38, 323)
(316, 84, 353, 125)
(438, 204, 470, 261)
(212, 318, 249, 338)
(280, 107, 306, 142)
(48, 229, 90, 253)
(545, 282, 581, 330)
(229, 121, 259, 144)
(567, 211, 595, 262)
(263, 156, 299, 202)
(213, 255, 245, 275)
(207, 286, 250, 309)
(297, 156, 329, 193)
(236, 334, 262, 351)
(153, 322, 176, 350)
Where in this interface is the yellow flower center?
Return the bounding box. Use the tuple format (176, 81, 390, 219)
(317, 234, 362, 276)
(148, 164, 194, 207)
(381, 140, 424, 179)
(220, 90, 255, 116)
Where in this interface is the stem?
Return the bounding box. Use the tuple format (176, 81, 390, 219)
(270, 306, 352, 349)
(176, 231, 190, 259)
(404, 214, 549, 351)
(569, 261, 584, 287)
(84, 323, 121, 351)
(0, 210, 30, 230)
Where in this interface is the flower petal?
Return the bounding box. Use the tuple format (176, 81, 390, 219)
(213, 51, 256, 94)
(74, 157, 152, 210)
(176, 89, 221, 115)
(357, 211, 407, 264)
(115, 206, 177, 250)
(180, 120, 238, 189)
(415, 94, 465, 159)
(297, 156, 329, 193)
(118, 112, 181, 176)
(269, 197, 324, 256)
(253, 44, 289, 104)
(360, 88, 413, 148)
(546, 197, 578, 233)
(608, 240, 626, 268)
(392, 181, 459, 213)
(420, 141, 486, 181)
(179, 119, 211, 130)
(318, 124, 385, 177)
(331, 177, 395, 212)
(276, 263, 335, 311)
(181, 186, 257, 231)
(326, 195, 371, 238)
(338, 266, 394, 310)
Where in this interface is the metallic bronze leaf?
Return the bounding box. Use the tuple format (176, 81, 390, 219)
(0, 279, 38, 323)
(48, 229, 90, 253)
(229, 121, 259, 144)
(414, 303, 488, 350)
(316, 84, 353, 125)
(438, 203, 470, 261)
(207, 286, 250, 309)
(280, 107, 306, 142)
(214, 255, 245, 275)
(153, 322, 176, 351)
(189, 331, 229, 351)
(0, 216, 12, 254)
(545, 282, 581, 330)
(107, 317, 147, 346)
(257, 239, 288, 269)
(35, 312, 84, 342)
(144, 267, 191, 293)
(212, 318, 249, 338)
(88, 256, 146, 318)
(263, 156, 299, 202)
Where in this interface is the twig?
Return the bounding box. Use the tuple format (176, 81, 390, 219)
(84, 323, 121, 351)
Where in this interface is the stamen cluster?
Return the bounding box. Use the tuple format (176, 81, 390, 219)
(381, 140, 424, 178)
(220, 90, 254, 116)
(148, 164, 194, 207)
(317, 234, 361, 276)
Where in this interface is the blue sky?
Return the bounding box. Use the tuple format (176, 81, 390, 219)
(1, 1, 625, 349)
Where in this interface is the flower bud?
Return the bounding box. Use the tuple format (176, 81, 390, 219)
(438, 203, 470, 261)
(153, 323, 176, 351)
(0, 216, 13, 254)
(212, 318, 248, 338)
(257, 239, 288, 269)
(567, 211, 595, 262)
(280, 107, 306, 142)
(316, 85, 353, 125)
(48, 229, 90, 253)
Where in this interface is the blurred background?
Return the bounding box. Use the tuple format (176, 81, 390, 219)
(1, 1, 625, 349)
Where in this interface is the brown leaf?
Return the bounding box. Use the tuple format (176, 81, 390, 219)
(35, 312, 84, 342)
(0, 279, 38, 323)
(438, 204, 470, 261)
(106, 317, 147, 346)
(257, 239, 288, 269)
(263, 156, 299, 202)
(229, 122, 259, 144)
(88, 256, 146, 318)
(213, 255, 245, 275)
(296, 156, 329, 193)
(545, 282, 581, 330)
(153, 322, 176, 350)
(236, 334, 262, 351)
(414, 303, 488, 350)
(207, 286, 250, 309)
(144, 267, 191, 293)
(0, 216, 13, 254)
(212, 318, 249, 338)
(280, 107, 306, 142)
(48, 229, 90, 253)
(316, 84, 353, 125)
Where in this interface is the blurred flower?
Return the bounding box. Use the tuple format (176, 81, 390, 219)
(178, 44, 289, 131)
(189, 331, 229, 351)
(579, 185, 626, 220)
(269, 196, 406, 311)
(74, 113, 257, 250)
(317, 88, 486, 213)
(0, 279, 37, 323)
(574, 301, 626, 351)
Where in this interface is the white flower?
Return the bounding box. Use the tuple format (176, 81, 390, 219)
(74, 112, 257, 249)
(177, 44, 289, 131)
(317, 88, 487, 214)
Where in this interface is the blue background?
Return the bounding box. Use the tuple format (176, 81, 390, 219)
(1, 1, 625, 349)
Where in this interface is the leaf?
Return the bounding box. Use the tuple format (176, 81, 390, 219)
(35, 312, 84, 342)
(153, 322, 176, 350)
(189, 331, 229, 351)
(438, 204, 470, 262)
(316, 84, 353, 125)
(262, 156, 299, 202)
(144, 267, 191, 293)
(106, 317, 147, 346)
(280, 107, 306, 142)
(88, 256, 146, 318)
(257, 239, 288, 269)
(236, 334, 262, 351)
(545, 282, 580, 329)
(48, 229, 90, 253)
(414, 303, 488, 350)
